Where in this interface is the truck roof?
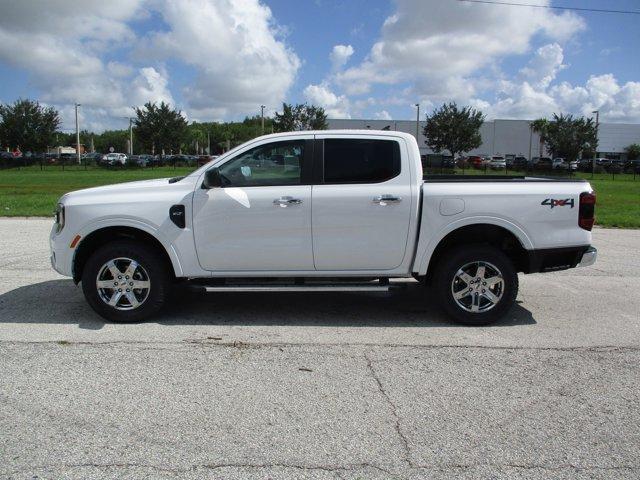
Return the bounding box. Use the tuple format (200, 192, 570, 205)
(251, 129, 417, 141)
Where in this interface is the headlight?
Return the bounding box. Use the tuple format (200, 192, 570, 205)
(54, 203, 65, 233)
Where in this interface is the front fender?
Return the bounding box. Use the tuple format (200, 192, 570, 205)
(74, 217, 184, 277)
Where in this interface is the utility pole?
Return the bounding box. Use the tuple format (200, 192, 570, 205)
(129, 117, 134, 157)
(528, 123, 533, 163)
(414, 103, 420, 141)
(75, 103, 81, 164)
(260, 105, 266, 135)
(207, 131, 211, 155)
(592, 110, 599, 174)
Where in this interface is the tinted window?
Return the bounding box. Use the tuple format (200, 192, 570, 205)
(323, 139, 401, 184)
(217, 140, 304, 187)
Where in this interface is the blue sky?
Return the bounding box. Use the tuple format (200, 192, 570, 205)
(0, 0, 638, 131)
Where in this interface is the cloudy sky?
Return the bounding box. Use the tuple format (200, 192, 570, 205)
(0, 0, 638, 131)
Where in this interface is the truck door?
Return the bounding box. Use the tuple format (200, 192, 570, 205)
(192, 137, 315, 271)
(311, 136, 413, 270)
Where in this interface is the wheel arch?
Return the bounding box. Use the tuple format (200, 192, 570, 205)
(72, 223, 182, 284)
(416, 219, 532, 278)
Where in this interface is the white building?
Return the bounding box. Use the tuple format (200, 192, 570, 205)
(327, 118, 640, 159)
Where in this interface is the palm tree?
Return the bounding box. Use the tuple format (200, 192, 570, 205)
(530, 118, 549, 158)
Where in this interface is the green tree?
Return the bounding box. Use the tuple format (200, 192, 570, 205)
(133, 101, 188, 155)
(530, 118, 550, 158)
(273, 103, 328, 132)
(423, 102, 484, 159)
(92, 129, 130, 153)
(624, 143, 640, 160)
(544, 114, 597, 161)
(0, 99, 60, 152)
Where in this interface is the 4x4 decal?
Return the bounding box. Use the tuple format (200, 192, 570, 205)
(541, 198, 575, 209)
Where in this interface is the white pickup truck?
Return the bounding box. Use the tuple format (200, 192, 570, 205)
(50, 130, 597, 325)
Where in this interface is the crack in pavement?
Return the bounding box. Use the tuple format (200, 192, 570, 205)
(3, 461, 398, 477)
(3, 339, 640, 353)
(413, 462, 640, 472)
(11, 460, 635, 478)
(364, 351, 414, 471)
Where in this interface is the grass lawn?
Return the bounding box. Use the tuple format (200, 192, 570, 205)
(0, 165, 638, 228)
(585, 177, 640, 229)
(0, 166, 194, 217)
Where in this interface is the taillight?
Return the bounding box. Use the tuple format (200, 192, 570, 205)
(579, 191, 596, 231)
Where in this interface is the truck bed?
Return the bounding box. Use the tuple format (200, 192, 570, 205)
(423, 175, 589, 183)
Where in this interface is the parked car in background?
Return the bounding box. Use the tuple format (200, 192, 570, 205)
(198, 155, 219, 167)
(100, 153, 127, 167)
(578, 158, 593, 171)
(82, 152, 103, 165)
(467, 155, 484, 169)
(552, 158, 569, 170)
(625, 160, 640, 174)
(532, 157, 553, 171)
(131, 154, 156, 167)
(607, 159, 625, 174)
(488, 155, 506, 170)
(511, 156, 528, 170)
(59, 153, 79, 164)
(167, 154, 193, 166)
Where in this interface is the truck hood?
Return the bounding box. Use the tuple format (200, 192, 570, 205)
(60, 176, 194, 205)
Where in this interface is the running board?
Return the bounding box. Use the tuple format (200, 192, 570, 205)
(201, 284, 391, 293)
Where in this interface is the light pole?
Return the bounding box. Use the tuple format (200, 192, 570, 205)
(128, 117, 134, 157)
(75, 103, 81, 164)
(592, 110, 599, 174)
(528, 122, 533, 164)
(414, 103, 420, 141)
(260, 105, 266, 135)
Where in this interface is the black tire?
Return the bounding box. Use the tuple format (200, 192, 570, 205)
(81, 240, 170, 322)
(433, 244, 518, 326)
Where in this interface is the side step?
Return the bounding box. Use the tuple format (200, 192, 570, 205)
(202, 284, 391, 293)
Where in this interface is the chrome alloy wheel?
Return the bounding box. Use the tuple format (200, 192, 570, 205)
(96, 257, 150, 310)
(451, 261, 504, 313)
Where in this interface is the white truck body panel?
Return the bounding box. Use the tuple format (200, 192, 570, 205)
(50, 130, 594, 281)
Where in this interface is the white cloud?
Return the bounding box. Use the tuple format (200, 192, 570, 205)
(518, 43, 565, 89)
(0, 0, 299, 129)
(477, 67, 640, 123)
(329, 44, 354, 70)
(139, 0, 300, 121)
(374, 110, 392, 120)
(130, 67, 175, 107)
(336, 0, 585, 98)
(303, 83, 351, 118)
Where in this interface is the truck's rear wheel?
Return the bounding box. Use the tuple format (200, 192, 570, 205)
(81, 240, 169, 322)
(434, 245, 518, 325)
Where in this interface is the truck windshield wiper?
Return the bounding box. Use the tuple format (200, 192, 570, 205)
(168, 176, 185, 184)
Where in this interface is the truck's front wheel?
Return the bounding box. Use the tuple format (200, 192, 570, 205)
(434, 245, 518, 326)
(81, 240, 170, 322)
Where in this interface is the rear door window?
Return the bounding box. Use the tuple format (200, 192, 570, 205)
(323, 139, 401, 184)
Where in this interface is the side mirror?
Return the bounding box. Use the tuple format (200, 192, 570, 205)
(203, 168, 222, 189)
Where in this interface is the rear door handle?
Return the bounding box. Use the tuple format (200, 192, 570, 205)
(373, 194, 402, 205)
(274, 196, 302, 207)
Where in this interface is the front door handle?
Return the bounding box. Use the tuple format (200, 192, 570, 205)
(274, 196, 303, 207)
(373, 194, 402, 205)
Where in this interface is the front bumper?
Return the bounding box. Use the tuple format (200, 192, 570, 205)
(577, 246, 597, 268)
(49, 223, 74, 277)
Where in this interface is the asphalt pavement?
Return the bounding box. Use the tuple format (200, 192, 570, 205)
(1, 218, 639, 479)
